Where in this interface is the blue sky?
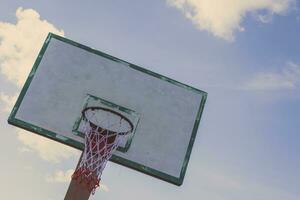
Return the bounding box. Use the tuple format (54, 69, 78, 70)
(0, 1, 299, 199)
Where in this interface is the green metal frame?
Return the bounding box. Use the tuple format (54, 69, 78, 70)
(7, 33, 208, 186)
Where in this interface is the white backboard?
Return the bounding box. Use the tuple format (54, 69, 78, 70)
(8, 33, 207, 185)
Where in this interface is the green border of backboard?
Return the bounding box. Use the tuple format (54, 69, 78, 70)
(7, 33, 207, 186)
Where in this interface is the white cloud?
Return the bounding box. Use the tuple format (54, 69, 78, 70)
(243, 62, 300, 90)
(0, 7, 64, 86)
(18, 146, 34, 153)
(257, 13, 274, 23)
(0, 93, 17, 112)
(167, 0, 295, 41)
(17, 129, 79, 163)
(46, 169, 109, 192)
(46, 169, 74, 183)
(99, 184, 110, 192)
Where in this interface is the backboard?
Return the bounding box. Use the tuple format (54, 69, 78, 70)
(8, 33, 207, 186)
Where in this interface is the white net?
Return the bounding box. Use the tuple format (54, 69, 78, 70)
(72, 107, 133, 194)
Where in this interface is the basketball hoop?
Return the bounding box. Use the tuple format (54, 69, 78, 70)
(72, 107, 133, 194)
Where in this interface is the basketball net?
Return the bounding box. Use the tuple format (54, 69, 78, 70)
(72, 107, 133, 194)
